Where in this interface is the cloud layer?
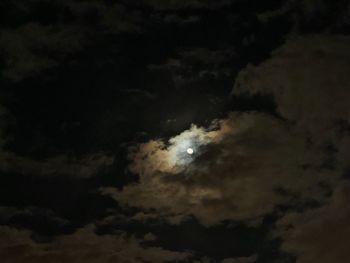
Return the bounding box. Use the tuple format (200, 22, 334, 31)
(275, 182, 350, 263)
(102, 112, 334, 226)
(0, 224, 191, 263)
(103, 35, 350, 247)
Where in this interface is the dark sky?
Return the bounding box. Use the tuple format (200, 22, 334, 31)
(0, 0, 350, 262)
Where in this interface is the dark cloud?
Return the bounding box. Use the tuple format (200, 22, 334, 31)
(0, 105, 114, 179)
(0, 206, 71, 237)
(148, 47, 237, 86)
(0, 206, 69, 227)
(97, 215, 262, 261)
(233, 35, 350, 141)
(275, 182, 350, 263)
(142, 0, 232, 10)
(0, 224, 191, 263)
(221, 255, 257, 263)
(162, 14, 201, 24)
(0, 152, 114, 178)
(0, 0, 349, 262)
(257, 0, 350, 33)
(0, 23, 84, 81)
(0, 105, 14, 149)
(193, 255, 257, 263)
(0, 1, 141, 82)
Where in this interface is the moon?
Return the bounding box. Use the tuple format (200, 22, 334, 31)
(186, 148, 194, 155)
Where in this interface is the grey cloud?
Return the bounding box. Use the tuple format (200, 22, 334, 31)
(0, 152, 115, 179)
(163, 14, 201, 24)
(0, 1, 146, 81)
(257, 0, 295, 23)
(0, 224, 191, 263)
(0, 206, 70, 227)
(0, 104, 114, 179)
(143, 0, 231, 10)
(193, 255, 257, 263)
(68, 1, 201, 32)
(100, 4, 144, 33)
(0, 23, 84, 81)
(120, 89, 157, 100)
(257, 0, 350, 31)
(299, 0, 328, 20)
(275, 182, 350, 263)
(231, 34, 350, 263)
(102, 113, 336, 226)
(233, 35, 350, 141)
(102, 35, 350, 227)
(148, 47, 236, 86)
(0, 105, 15, 150)
(222, 255, 257, 263)
(296, 0, 350, 30)
(143, 232, 157, 241)
(178, 48, 236, 65)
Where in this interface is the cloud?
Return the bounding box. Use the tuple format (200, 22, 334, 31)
(0, 104, 114, 179)
(231, 34, 350, 262)
(0, 152, 114, 178)
(0, 105, 15, 150)
(0, 23, 84, 81)
(162, 14, 201, 25)
(143, 0, 231, 10)
(275, 182, 350, 263)
(148, 47, 236, 86)
(0, 206, 69, 227)
(143, 232, 157, 241)
(233, 35, 350, 145)
(102, 112, 336, 226)
(222, 255, 257, 263)
(100, 3, 143, 33)
(0, 1, 145, 81)
(193, 255, 257, 263)
(257, 0, 350, 31)
(127, 120, 232, 175)
(296, 0, 350, 30)
(0, 224, 191, 263)
(101, 34, 350, 228)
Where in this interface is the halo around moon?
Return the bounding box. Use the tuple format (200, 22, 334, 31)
(187, 148, 194, 155)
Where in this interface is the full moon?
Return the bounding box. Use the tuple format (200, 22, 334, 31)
(186, 148, 194, 155)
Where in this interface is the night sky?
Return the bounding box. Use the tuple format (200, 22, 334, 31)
(0, 0, 350, 263)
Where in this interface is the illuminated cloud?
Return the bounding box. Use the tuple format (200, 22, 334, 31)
(275, 182, 350, 263)
(127, 119, 233, 175)
(102, 35, 350, 227)
(102, 113, 336, 226)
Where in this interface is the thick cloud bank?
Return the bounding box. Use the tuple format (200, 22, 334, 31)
(233, 35, 350, 263)
(103, 35, 349, 226)
(101, 35, 350, 262)
(0, 224, 190, 263)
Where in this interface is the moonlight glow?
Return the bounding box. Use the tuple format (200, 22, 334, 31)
(187, 148, 194, 155)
